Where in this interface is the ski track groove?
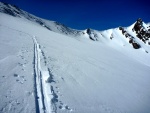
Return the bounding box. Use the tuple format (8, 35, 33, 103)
(1, 25, 58, 113)
(33, 43, 40, 113)
(33, 37, 57, 113)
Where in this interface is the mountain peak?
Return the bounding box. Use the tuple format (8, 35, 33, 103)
(132, 18, 150, 44)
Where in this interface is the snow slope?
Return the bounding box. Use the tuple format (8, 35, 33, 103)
(0, 2, 150, 113)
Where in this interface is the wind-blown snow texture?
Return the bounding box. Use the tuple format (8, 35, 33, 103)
(0, 2, 150, 113)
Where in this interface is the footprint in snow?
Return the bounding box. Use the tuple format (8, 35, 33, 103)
(58, 103, 73, 111)
(14, 74, 26, 84)
(14, 74, 19, 77)
(2, 75, 5, 78)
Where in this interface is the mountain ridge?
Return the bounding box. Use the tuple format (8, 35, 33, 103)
(0, 1, 150, 50)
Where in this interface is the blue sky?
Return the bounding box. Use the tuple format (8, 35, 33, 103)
(1, 0, 149, 30)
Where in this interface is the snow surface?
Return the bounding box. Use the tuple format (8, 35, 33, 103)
(0, 3, 150, 113)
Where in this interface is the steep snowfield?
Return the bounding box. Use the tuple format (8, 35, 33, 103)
(1, 2, 150, 113)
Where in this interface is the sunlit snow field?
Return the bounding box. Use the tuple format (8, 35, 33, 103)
(0, 3, 150, 113)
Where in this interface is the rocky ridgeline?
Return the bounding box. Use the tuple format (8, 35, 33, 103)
(86, 28, 98, 41)
(119, 26, 141, 49)
(132, 18, 150, 44)
(119, 18, 150, 49)
(1, 2, 150, 50)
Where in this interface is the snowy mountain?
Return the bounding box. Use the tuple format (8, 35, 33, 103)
(0, 2, 150, 113)
(0, 2, 83, 36)
(1, 2, 150, 47)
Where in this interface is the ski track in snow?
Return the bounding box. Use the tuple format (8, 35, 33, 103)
(32, 37, 57, 113)
(0, 25, 68, 113)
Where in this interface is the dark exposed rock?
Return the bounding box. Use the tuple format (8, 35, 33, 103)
(125, 34, 129, 38)
(137, 34, 142, 39)
(86, 28, 98, 41)
(86, 28, 91, 34)
(132, 42, 141, 49)
(119, 26, 123, 30)
(36, 19, 44, 25)
(3, 8, 16, 16)
(122, 29, 126, 35)
(110, 34, 113, 39)
(129, 39, 133, 43)
(132, 18, 150, 45)
(45, 26, 51, 31)
(89, 36, 95, 41)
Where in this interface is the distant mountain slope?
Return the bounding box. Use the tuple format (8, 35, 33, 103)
(0, 2, 150, 51)
(0, 2, 83, 36)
